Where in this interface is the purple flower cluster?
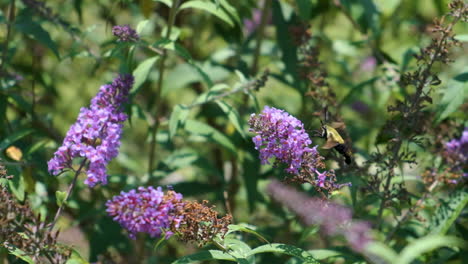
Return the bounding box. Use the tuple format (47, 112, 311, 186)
(48, 74, 134, 187)
(267, 179, 372, 252)
(445, 127, 468, 180)
(249, 106, 344, 191)
(249, 106, 315, 174)
(112, 25, 139, 42)
(106, 187, 184, 239)
(446, 128, 468, 161)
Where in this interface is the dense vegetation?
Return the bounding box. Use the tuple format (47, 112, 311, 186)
(1, 0, 467, 263)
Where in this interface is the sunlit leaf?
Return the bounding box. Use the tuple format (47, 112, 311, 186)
(169, 104, 189, 139)
(430, 188, 468, 235)
(184, 119, 236, 154)
(397, 235, 463, 264)
(248, 243, 320, 263)
(131, 56, 159, 94)
(179, 0, 235, 27)
(172, 250, 236, 263)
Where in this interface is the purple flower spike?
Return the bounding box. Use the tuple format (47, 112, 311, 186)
(249, 106, 344, 191)
(106, 187, 184, 239)
(248, 106, 314, 174)
(112, 25, 140, 42)
(48, 74, 134, 187)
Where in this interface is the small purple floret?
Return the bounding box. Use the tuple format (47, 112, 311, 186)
(112, 25, 140, 42)
(105, 187, 184, 239)
(47, 74, 134, 187)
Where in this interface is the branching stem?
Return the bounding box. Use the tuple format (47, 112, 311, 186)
(48, 159, 87, 231)
(148, 0, 180, 176)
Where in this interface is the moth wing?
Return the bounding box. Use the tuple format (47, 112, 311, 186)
(322, 140, 339, 149)
(330, 122, 346, 130)
(325, 126, 345, 144)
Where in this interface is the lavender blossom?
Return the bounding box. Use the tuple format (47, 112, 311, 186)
(445, 127, 468, 180)
(267, 179, 372, 252)
(112, 25, 139, 42)
(48, 74, 134, 187)
(106, 187, 184, 239)
(446, 128, 468, 160)
(249, 106, 343, 191)
(249, 106, 315, 174)
(243, 0, 272, 36)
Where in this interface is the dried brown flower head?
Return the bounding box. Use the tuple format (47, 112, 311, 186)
(172, 200, 232, 247)
(0, 163, 71, 263)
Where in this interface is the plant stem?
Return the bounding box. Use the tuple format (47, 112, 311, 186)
(385, 180, 439, 242)
(251, 0, 271, 75)
(148, 0, 180, 176)
(1, 0, 16, 72)
(48, 159, 87, 231)
(375, 8, 464, 230)
(186, 72, 268, 109)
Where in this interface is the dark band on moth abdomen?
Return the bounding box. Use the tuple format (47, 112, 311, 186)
(334, 144, 352, 164)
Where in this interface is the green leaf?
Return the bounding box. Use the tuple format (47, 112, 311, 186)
(172, 250, 236, 263)
(436, 72, 467, 122)
(224, 238, 253, 260)
(7, 166, 25, 201)
(241, 151, 261, 212)
(295, 0, 312, 20)
(179, 0, 234, 27)
(374, 0, 401, 16)
(169, 104, 189, 139)
(15, 14, 60, 59)
(454, 34, 468, 42)
(66, 248, 90, 264)
(191, 84, 229, 105)
(307, 249, 342, 260)
(153, 0, 172, 8)
(430, 188, 468, 235)
(365, 241, 398, 264)
(248, 243, 320, 263)
(56, 190, 67, 206)
(0, 128, 34, 151)
(397, 235, 464, 264)
(227, 224, 269, 243)
(136, 19, 151, 36)
(131, 56, 159, 94)
(173, 43, 214, 87)
(216, 0, 241, 25)
(215, 101, 246, 139)
(184, 120, 236, 154)
(6, 246, 35, 264)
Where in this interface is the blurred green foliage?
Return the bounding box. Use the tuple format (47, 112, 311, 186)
(0, 0, 467, 263)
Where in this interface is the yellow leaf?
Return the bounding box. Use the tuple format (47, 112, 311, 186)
(5, 146, 23, 161)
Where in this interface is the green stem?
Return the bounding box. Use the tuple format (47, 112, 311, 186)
(148, 0, 180, 176)
(48, 159, 87, 231)
(251, 0, 271, 75)
(186, 71, 268, 109)
(1, 0, 16, 72)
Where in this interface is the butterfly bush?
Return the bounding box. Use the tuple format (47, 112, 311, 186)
(112, 25, 139, 42)
(249, 106, 342, 191)
(48, 74, 134, 187)
(106, 187, 185, 239)
(267, 179, 372, 252)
